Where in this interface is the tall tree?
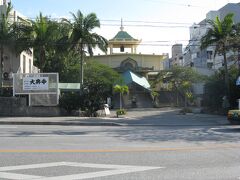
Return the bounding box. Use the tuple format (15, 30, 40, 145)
(30, 13, 57, 71)
(201, 13, 234, 99)
(14, 14, 71, 73)
(0, 2, 14, 94)
(41, 20, 72, 74)
(65, 10, 108, 88)
(229, 23, 240, 75)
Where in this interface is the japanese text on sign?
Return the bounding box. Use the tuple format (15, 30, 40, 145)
(23, 77, 49, 90)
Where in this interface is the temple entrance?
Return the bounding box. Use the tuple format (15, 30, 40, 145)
(113, 71, 153, 109)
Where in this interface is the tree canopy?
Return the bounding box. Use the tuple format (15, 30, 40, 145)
(65, 10, 108, 87)
(201, 13, 235, 98)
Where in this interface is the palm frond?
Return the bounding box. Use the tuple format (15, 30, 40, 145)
(68, 10, 107, 55)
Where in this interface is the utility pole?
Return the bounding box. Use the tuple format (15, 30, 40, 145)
(238, 47, 240, 75)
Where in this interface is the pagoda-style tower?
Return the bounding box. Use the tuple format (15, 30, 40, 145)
(108, 20, 141, 54)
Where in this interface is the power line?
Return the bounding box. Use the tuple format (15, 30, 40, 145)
(101, 23, 190, 28)
(141, 0, 206, 8)
(100, 19, 193, 25)
(0, 19, 205, 29)
(0, 15, 209, 27)
(0, 40, 215, 47)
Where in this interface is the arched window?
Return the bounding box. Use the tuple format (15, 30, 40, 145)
(120, 58, 138, 71)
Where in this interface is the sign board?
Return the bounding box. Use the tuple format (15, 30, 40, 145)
(104, 104, 110, 115)
(23, 77, 49, 91)
(236, 76, 240, 86)
(13, 73, 59, 106)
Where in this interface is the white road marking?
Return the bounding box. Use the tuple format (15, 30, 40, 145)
(0, 162, 68, 171)
(39, 167, 160, 180)
(0, 161, 164, 180)
(0, 172, 43, 179)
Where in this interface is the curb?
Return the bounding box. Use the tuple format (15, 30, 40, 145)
(0, 121, 230, 127)
(0, 121, 123, 126)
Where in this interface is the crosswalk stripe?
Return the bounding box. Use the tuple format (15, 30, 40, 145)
(0, 172, 43, 179)
(0, 161, 163, 180)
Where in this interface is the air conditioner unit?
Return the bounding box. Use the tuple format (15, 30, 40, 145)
(3, 72, 9, 80)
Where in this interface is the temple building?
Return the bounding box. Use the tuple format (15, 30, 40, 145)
(87, 22, 169, 108)
(87, 22, 168, 81)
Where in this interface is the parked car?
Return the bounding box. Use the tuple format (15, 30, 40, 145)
(227, 110, 240, 125)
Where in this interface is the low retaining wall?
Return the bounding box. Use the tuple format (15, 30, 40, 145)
(0, 97, 61, 117)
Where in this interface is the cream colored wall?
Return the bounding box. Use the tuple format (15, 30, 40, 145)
(20, 50, 33, 73)
(87, 54, 166, 71)
(2, 47, 19, 74)
(2, 47, 33, 74)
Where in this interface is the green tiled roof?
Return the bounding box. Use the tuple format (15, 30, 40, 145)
(110, 31, 138, 41)
(123, 71, 150, 90)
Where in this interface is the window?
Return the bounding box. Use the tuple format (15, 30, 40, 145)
(29, 59, 32, 73)
(23, 55, 26, 73)
(197, 52, 200, 58)
(207, 51, 213, 59)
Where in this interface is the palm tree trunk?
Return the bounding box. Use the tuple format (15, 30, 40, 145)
(0, 45, 3, 95)
(39, 48, 46, 72)
(184, 94, 187, 108)
(80, 43, 84, 90)
(119, 92, 122, 109)
(223, 50, 230, 98)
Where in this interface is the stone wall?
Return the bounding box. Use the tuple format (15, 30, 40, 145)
(0, 97, 61, 117)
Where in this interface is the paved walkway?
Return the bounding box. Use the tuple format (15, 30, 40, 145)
(0, 108, 229, 126)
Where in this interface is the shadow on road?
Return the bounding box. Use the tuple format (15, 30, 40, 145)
(2, 108, 240, 143)
(4, 126, 240, 144)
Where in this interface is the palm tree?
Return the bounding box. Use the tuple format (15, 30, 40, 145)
(113, 84, 129, 109)
(66, 10, 108, 88)
(230, 23, 240, 75)
(30, 13, 57, 71)
(0, 2, 14, 95)
(201, 13, 234, 99)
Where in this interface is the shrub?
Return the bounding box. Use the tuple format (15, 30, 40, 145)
(116, 109, 126, 117)
(59, 92, 81, 115)
(203, 67, 240, 111)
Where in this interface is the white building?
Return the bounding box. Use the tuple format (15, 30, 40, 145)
(184, 3, 240, 75)
(170, 44, 183, 67)
(0, 0, 36, 87)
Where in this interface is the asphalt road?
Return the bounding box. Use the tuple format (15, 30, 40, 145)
(0, 124, 240, 180)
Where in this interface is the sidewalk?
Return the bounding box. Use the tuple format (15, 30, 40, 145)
(0, 108, 229, 126)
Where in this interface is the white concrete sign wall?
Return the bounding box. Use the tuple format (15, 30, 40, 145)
(23, 77, 49, 91)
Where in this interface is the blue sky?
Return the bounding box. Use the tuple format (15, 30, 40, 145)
(10, 0, 240, 56)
